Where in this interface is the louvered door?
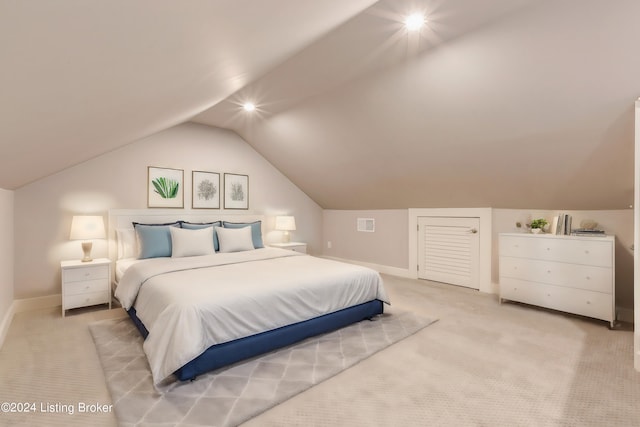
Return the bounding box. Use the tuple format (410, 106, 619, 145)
(418, 217, 480, 289)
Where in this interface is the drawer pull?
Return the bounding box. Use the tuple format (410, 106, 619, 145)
(586, 276, 591, 280)
(547, 270, 551, 274)
(586, 301, 591, 304)
(585, 250, 590, 254)
(546, 247, 550, 251)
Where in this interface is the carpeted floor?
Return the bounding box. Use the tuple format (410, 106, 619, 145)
(2, 274, 640, 426)
(89, 311, 435, 427)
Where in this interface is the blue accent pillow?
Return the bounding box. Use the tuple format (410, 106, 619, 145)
(133, 222, 180, 259)
(180, 221, 222, 251)
(222, 221, 264, 248)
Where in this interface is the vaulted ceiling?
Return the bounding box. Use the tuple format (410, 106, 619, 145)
(2, 0, 639, 210)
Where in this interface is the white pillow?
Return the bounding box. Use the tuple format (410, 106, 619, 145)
(116, 228, 137, 260)
(216, 226, 255, 253)
(170, 226, 215, 258)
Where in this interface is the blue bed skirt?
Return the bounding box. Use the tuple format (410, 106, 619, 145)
(127, 299, 384, 381)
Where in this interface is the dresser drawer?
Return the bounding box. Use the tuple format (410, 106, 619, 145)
(63, 265, 109, 283)
(64, 278, 108, 296)
(64, 291, 109, 310)
(500, 278, 613, 322)
(499, 235, 612, 267)
(499, 257, 612, 294)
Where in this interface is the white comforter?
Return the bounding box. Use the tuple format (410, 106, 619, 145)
(115, 248, 389, 384)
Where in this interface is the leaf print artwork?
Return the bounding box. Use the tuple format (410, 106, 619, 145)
(152, 177, 180, 199)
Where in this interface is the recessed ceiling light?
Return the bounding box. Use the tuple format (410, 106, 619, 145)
(404, 13, 425, 32)
(243, 102, 256, 112)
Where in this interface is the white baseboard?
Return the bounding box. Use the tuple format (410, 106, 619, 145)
(0, 301, 15, 350)
(13, 294, 61, 313)
(322, 256, 412, 279)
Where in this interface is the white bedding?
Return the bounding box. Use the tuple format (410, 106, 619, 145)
(115, 258, 144, 284)
(115, 248, 389, 384)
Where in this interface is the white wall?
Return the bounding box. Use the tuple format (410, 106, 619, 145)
(14, 123, 322, 299)
(0, 188, 14, 346)
(323, 209, 408, 270)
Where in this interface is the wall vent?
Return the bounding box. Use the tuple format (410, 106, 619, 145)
(357, 218, 375, 232)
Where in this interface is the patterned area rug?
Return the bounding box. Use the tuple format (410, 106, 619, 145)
(90, 311, 436, 427)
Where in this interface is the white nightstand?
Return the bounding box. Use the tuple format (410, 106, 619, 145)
(270, 242, 307, 254)
(61, 258, 111, 317)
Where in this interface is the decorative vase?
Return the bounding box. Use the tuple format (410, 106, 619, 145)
(531, 228, 542, 234)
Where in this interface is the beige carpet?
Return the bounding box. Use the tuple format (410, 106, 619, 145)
(2, 275, 640, 426)
(89, 311, 435, 427)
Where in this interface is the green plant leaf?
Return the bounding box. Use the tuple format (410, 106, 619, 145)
(152, 177, 179, 199)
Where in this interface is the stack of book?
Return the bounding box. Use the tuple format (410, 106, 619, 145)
(571, 228, 606, 237)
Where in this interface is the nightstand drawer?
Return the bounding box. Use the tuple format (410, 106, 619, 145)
(64, 265, 108, 283)
(64, 278, 108, 296)
(65, 291, 109, 310)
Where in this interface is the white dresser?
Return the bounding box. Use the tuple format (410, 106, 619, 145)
(499, 233, 615, 327)
(61, 258, 111, 316)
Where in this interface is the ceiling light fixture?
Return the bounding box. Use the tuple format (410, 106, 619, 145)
(404, 13, 425, 32)
(243, 102, 256, 112)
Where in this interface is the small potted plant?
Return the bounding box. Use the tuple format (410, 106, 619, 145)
(529, 218, 548, 234)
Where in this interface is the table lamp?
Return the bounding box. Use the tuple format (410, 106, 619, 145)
(70, 215, 106, 262)
(275, 216, 296, 243)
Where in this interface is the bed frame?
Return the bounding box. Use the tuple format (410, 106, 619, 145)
(128, 299, 384, 381)
(109, 209, 385, 381)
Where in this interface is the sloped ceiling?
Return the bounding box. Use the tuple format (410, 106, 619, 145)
(2, 0, 639, 211)
(0, 0, 377, 189)
(194, 0, 640, 210)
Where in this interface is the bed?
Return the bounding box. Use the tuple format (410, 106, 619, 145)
(110, 210, 389, 385)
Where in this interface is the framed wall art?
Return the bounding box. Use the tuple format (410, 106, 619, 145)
(148, 166, 184, 208)
(224, 173, 249, 210)
(192, 170, 220, 209)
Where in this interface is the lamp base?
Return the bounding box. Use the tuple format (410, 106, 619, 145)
(282, 231, 291, 243)
(81, 241, 93, 262)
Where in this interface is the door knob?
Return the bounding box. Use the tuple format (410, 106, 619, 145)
(468, 228, 478, 234)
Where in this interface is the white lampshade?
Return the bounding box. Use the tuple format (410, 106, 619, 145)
(275, 216, 296, 231)
(275, 216, 296, 243)
(70, 215, 105, 262)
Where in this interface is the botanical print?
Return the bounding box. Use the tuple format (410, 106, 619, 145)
(148, 167, 184, 208)
(192, 171, 220, 209)
(224, 173, 249, 209)
(230, 182, 244, 201)
(152, 177, 180, 199)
